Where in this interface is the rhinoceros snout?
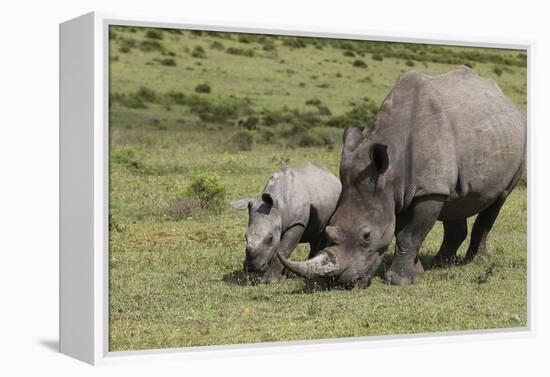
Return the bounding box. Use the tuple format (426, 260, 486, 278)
(243, 258, 269, 273)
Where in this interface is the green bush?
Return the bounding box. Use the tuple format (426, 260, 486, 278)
(159, 58, 176, 67)
(164, 92, 253, 123)
(226, 47, 255, 57)
(372, 53, 384, 61)
(405, 60, 415, 67)
(238, 116, 259, 130)
(186, 175, 227, 213)
(343, 50, 355, 57)
(191, 45, 207, 59)
(262, 43, 277, 51)
(257, 127, 275, 143)
(493, 66, 503, 76)
(210, 41, 225, 50)
(296, 132, 325, 147)
(327, 97, 378, 128)
(111, 146, 146, 172)
(305, 98, 321, 106)
(194, 83, 212, 93)
(317, 105, 332, 116)
(139, 39, 165, 52)
(136, 86, 157, 102)
(118, 37, 137, 53)
(145, 30, 163, 40)
(230, 130, 255, 151)
(237, 34, 257, 44)
(282, 37, 307, 49)
(353, 59, 368, 68)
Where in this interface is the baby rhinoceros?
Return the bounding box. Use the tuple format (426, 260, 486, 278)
(232, 162, 341, 283)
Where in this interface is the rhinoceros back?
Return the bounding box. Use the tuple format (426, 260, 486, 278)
(262, 162, 341, 238)
(372, 66, 525, 218)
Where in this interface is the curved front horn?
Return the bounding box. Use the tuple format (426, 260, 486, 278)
(277, 252, 339, 279)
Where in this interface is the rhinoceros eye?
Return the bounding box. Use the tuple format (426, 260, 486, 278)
(360, 230, 371, 246)
(265, 234, 274, 244)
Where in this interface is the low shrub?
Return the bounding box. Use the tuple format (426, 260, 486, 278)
(295, 132, 325, 147)
(317, 105, 332, 116)
(111, 146, 146, 172)
(164, 92, 253, 123)
(405, 60, 415, 67)
(210, 41, 225, 50)
(118, 37, 137, 53)
(159, 58, 176, 67)
(353, 59, 368, 68)
(238, 116, 259, 130)
(327, 97, 378, 128)
(191, 45, 207, 59)
(281, 37, 307, 49)
(226, 47, 255, 57)
(194, 83, 212, 93)
(136, 86, 157, 102)
(237, 34, 256, 44)
(257, 127, 275, 144)
(230, 130, 255, 151)
(139, 39, 165, 52)
(145, 29, 163, 40)
(186, 175, 227, 213)
(493, 66, 503, 77)
(372, 53, 384, 61)
(305, 98, 321, 107)
(343, 50, 355, 57)
(262, 43, 277, 51)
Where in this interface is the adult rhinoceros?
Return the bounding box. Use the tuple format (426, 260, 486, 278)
(279, 66, 526, 288)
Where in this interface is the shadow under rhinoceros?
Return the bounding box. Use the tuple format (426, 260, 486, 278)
(289, 251, 466, 294)
(222, 269, 262, 286)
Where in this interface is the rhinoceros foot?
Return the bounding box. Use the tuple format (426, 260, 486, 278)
(384, 258, 424, 286)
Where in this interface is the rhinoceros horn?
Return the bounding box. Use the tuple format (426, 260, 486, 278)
(277, 252, 339, 279)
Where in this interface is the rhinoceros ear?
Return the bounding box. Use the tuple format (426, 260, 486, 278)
(326, 226, 345, 245)
(231, 199, 254, 210)
(369, 143, 389, 175)
(342, 126, 364, 155)
(261, 192, 277, 208)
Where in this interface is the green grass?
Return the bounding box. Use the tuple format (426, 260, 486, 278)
(108, 26, 527, 351)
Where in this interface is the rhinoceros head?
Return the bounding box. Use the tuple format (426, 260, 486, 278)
(278, 127, 395, 288)
(232, 193, 282, 273)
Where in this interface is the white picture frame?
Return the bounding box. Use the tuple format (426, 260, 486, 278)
(59, 11, 534, 365)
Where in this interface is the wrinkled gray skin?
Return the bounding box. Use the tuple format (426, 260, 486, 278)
(232, 162, 341, 283)
(279, 66, 526, 288)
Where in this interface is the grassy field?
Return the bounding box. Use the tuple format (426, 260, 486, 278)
(108, 26, 527, 351)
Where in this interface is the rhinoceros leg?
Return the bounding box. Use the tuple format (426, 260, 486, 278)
(432, 219, 468, 266)
(463, 195, 507, 263)
(307, 233, 326, 259)
(261, 225, 305, 283)
(385, 198, 444, 285)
